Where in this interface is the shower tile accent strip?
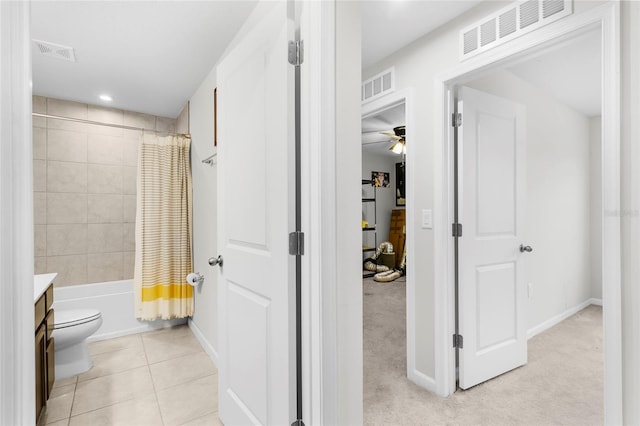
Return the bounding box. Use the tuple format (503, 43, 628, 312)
(32, 96, 178, 287)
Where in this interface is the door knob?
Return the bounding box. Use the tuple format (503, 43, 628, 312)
(519, 244, 533, 253)
(208, 255, 223, 267)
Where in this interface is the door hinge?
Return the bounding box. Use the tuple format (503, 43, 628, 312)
(452, 112, 462, 128)
(289, 231, 305, 256)
(452, 223, 463, 237)
(453, 334, 464, 349)
(288, 40, 304, 66)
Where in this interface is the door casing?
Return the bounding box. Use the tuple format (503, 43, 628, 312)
(361, 88, 430, 391)
(433, 3, 621, 424)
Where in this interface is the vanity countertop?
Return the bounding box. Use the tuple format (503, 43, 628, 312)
(34, 273, 57, 303)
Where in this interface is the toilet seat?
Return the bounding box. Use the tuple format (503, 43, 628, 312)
(54, 309, 102, 330)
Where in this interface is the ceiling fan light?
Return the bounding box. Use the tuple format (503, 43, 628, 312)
(390, 141, 405, 154)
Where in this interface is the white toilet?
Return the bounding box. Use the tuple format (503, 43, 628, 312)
(52, 309, 103, 379)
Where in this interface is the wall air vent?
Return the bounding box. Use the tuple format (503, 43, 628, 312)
(362, 67, 395, 104)
(32, 39, 77, 62)
(463, 28, 479, 55)
(519, 0, 540, 29)
(459, 0, 572, 60)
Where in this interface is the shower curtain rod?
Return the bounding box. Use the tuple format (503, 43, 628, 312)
(32, 112, 191, 138)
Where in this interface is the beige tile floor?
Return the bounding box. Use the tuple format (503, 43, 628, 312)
(43, 325, 221, 426)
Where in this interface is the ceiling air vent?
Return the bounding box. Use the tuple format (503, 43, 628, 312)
(33, 39, 76, 62)
(459, 0, 572, 60)
(362, 67, 395, 104)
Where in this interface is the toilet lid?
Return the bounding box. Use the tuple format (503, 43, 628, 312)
(54, 309, 102, 329)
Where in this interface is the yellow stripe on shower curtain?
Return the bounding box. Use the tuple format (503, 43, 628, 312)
(141, 283, 193, 301)
(134, 134, 193, 320)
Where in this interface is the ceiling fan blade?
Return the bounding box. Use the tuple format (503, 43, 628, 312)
(380, 131, 401, 140)
(362, 140, 389, 145)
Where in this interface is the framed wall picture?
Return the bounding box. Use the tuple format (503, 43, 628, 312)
(213, 87, 218, 147)
(372, 171, 390, 188)
(396, 162, 405, 206)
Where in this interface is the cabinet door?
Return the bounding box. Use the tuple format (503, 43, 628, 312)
(46, 338, 55, 397)
(35, 325, 46, 421)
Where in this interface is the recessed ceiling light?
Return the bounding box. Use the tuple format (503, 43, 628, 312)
(99, 94, 112, 102)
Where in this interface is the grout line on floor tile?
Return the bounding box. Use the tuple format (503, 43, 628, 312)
(158, 370, 218, 395)
(60, 375, 79, 426)
(67, 393, 143, 422)
(76, 353, 150, 384)
(143, 343, 166, 426)
(146, 363, 165, 420)
(65, 325, 212, 426)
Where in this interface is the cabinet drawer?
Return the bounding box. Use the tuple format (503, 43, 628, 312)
(34, 295, 46, 332)
(46, 338, 55, 398)
(45, 309, 55, 341)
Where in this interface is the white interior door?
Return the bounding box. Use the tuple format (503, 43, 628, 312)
(457, 86, 527, 389)
(216, 2, 295, 424)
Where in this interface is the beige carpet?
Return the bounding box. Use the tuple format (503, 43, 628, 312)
(363, 277, 603, 425)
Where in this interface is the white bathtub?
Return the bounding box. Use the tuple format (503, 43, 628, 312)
(53, 279, 186, 342)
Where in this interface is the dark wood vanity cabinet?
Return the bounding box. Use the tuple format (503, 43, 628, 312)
(35, 283, 55, 423)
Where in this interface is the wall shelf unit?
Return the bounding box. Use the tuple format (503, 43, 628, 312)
(362, 179, 377, 277)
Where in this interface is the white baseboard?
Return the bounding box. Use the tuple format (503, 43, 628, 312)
(527, 298, 602, 339)
(589, 297, 603, 306)
(189, 318, 219, 368)
(88, 318, 187, 342)
(408, 368, 437, 394)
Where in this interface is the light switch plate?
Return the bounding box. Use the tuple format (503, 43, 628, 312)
(421, 209, 433, 229)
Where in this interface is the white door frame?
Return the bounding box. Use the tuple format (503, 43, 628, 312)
(0, 2, 35, 425)
(433, 2, 622, 424)
(297, 1, 363, 423)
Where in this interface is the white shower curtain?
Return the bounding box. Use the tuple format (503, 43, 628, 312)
(134, 133, 193, 320)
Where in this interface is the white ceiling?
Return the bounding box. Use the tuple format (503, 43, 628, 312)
(31, 1, 258, 118)
(31, 1, 484, 119)
(32, 1, 600, 122)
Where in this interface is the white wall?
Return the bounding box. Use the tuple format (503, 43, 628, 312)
(466, 69, 593, 329)
(362, 149, 403, 251)
(361, 0, 606, 381)
(336, 1, 363, 424)
(188, 66, 219, 362)
(590, 116, 602, 300)
(620, 2, 640, 423)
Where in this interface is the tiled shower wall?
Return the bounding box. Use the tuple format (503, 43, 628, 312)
(32, 96, 182, 287)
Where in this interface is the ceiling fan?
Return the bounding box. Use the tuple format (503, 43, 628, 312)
(379, 125, 406, 154)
